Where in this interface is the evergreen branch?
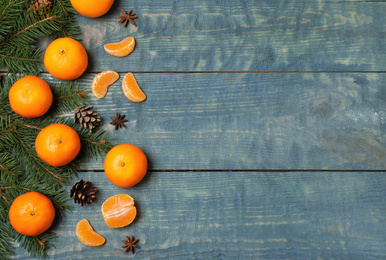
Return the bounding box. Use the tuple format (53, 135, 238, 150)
(0, 185, 34, 191)
(35, 237, 46, 250)
(0, 222, 15, 259)
(0, 52, 39, 61)
(0, 128, 13, 134)
(56, 0, 68, 16)
(0, 1, 13, 21)
(13, 126, 65, 182)
(0, 163, 17, 177)
(0, 15, 57, 46)
(22, 124, 42, 131)
(54, 90, 85, 101)
(58, 21, 67, 37)
(0, 191, 10, 206)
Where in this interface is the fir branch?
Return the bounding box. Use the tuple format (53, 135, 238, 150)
(0, 162, 17, 177)
(0, 222, 15, 259)
(0, 185, 34, 192)
(0, 191, 10, 206)
(0, 52, 39, 61)
(0, 15, 57, 46)
(54, 91, 85, 101)
(0, 1, 13, 21)
(56, 0, 68, 16)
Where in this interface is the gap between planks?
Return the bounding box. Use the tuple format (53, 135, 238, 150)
(79, 169, 386, 173)
(3, 71, 386, 74)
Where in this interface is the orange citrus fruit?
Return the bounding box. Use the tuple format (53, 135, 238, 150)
(104, 144, 147, 187)
(91, 70, 119, 99)
(44, 37, 88, 81)
(9, 192, 55, 236)
(76, 219, 106, 246)
(104, 37, 135, 57)
(8, 75, 53, 118)
(101, 194, 137, 228)
(35, 123, 81, 167)
(122, 73, 146, 102)
(70, 0, 114, 18)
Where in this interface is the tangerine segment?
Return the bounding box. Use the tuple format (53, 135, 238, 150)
(9, 192, 55, 236)
(104, 37, 135, 57)
(101, 194, 137, 228)
(9, 75, 53, 118)
(92, 70, 119, 99)
(76, 219, 106, 247)
(122, 73, 146, 102)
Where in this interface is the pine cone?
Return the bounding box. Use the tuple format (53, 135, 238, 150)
(69, 179, 98, 206)
(74, 106, 102, 132)
(28, 0, 52, 18)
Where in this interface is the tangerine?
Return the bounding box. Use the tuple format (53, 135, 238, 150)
(35, 123, 81, 167)
(44, 37, 88, 81)
(9, 192, 55, 236)
(76, 219, 106, 246)
(101, 194, 137, 228)
(122, 73, 146, 102)
(8, 75, 53, 118)
(104, 144, 147, 187)
(91, 70, 119, 99)
(70, 0, 114, 18)
(104, 37, 135, 57)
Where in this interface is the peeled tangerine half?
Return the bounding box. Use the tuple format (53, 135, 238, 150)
(122, 73, 146, 102)
(101, 194, 137, 228)
(91, 70, 119, 98)
(104, 37, 135, 57)
(76, 219, 106, 247)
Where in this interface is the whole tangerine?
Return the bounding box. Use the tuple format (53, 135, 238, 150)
(9, 191, 55, 236)
(70, 0, 114, 18)
(44, 37, 88, 81)
(35, 123, 81, 167)
(104, 144, 147, 187)
(9, 75, 53, 118)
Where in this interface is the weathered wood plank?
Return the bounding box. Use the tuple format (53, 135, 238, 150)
(61, 1, 386, 72)
(38, 72, 386, 170)
(11, 171, 386, 259)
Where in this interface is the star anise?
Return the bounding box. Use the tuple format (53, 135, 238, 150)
(110, 113, 128, 130)
(118, 8, 137, 27)
(122, 236, 140, 254)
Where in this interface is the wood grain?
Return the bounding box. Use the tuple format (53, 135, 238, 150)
(11, 171, 386, 259)
(58, 0, 386, 72)
(38, 72, 386, 170)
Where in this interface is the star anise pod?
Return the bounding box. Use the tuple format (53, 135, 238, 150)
(110, 113, 128, 130)
(122, 236, 140, 254)
(118, 8, 137, 27)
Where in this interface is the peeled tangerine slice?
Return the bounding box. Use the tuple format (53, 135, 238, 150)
(76, 219, 106, 247)
(101, 194, 137, 228)
(104, 37, 135, 57)
(91, 70, 119, 99)
(122, 73, 146, 102)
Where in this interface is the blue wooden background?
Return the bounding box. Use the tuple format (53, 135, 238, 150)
(13, 0, 386, 259)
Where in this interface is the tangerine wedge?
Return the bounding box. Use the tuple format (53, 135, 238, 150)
(76, 219, 106, 247)
(91, 70, 119, 98)
(101, 194, 137, 228)
(104, 37, 135, 57)
(122, 73, 146, 102)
